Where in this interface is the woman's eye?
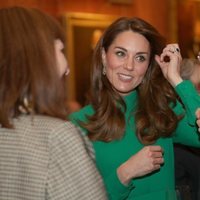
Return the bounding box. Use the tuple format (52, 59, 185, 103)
(136, 55, 146, 62)
(116, 51, 125, 57)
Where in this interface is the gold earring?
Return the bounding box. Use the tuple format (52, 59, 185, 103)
(18, 97, 33, 114)
(102, 65, 106, 75)
(102, 63, 106, 76)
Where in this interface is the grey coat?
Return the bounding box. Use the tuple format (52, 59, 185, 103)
(0, 115, 107, 200)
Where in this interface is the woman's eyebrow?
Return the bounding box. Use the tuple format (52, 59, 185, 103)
(114, 46, 149, 55)
(114, 46, 127, 51)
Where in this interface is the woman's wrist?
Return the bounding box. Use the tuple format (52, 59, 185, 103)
(117, 162, 131, 186)
(170, 77, 183, 87)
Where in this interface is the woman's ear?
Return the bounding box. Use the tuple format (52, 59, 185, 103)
(101, 48, 107, 75)
(101, 48, 106, 66)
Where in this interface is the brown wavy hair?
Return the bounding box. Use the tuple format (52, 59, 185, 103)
(80, 17, 181, 144)
(0, 6, 68, 128)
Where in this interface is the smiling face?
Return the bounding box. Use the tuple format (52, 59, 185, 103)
(102, 30, 151, 96)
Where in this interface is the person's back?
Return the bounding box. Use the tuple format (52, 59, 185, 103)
(0, 115, 107, 199)
(174, 58, 200, 200)
(0, 6, 107, 200)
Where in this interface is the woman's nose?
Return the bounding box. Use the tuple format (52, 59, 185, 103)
(124, 57, 134, 70)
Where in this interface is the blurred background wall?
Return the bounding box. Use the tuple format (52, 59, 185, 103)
(0, 0, 171, 42)
(1, 0, 199, 105)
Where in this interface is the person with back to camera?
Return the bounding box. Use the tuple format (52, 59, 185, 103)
(0, 6, 107, 200)
(174, 58, 200, 200)
(196, 53, 200, 133)
(70, 17, 200, 200)
(195, 54, 200, 133)
(196, 108, 200, 131)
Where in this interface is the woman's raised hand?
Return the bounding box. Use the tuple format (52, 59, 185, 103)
(155, 43, 183, 87)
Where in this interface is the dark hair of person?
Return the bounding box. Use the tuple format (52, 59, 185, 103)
(0, 6, 68, 128)
(80, 17, 182, 145)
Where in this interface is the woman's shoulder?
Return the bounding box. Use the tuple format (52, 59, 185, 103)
(14, 115, 77, 136)
(9, 115, 83, 159)
(30, 115, 85, 145)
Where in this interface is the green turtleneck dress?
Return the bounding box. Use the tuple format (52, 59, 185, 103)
(70, 81, 200, 200)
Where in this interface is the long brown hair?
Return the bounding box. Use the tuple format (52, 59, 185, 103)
(0, 6, 68, 128)
(80, 17, 181, 145)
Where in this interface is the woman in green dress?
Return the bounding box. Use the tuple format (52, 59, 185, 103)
(70, 17, 200, 200)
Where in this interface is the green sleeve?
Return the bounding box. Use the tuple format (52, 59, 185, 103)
(173, 80, 200, 147)
(104, 170, 135, 200)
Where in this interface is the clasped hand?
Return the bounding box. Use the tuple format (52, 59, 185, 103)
(117, 145, 164, 185)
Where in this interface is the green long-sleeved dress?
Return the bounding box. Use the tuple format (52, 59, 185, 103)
(70, 80, 200, 200)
